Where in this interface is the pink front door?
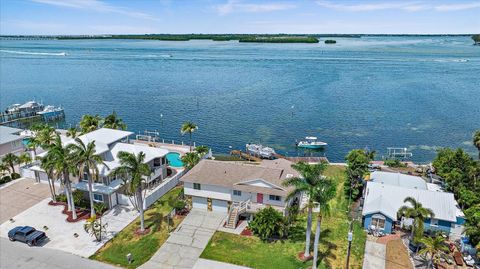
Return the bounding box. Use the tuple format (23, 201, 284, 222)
(257, 193, 263, 204)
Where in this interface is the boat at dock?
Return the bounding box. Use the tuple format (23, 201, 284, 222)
(1, 101, 65, 125)
(296, 136, 328, 149)
(245, 143, 276, 159)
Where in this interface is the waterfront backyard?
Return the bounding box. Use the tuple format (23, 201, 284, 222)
(200, 165, 367, 269)
(91, 187, 183, 268)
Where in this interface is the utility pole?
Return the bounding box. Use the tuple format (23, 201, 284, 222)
(346, 221, 353, 269)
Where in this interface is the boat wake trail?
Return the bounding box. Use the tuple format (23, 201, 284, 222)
(0, 50, 67, 56)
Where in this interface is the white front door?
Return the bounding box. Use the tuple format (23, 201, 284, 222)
(192, 197, 208, 210)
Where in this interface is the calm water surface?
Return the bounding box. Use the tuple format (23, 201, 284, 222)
(1, 36, 479, 162)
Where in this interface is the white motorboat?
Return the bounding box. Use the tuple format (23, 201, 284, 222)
(296, 136, 327, 149)
(246, 144, 276, 159)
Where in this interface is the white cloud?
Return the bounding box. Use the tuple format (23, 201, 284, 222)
(434, 2, 480, 11)
(316, 0, 480, 12)
(215, 0, 295, 15)
(31, 0, 156, 20)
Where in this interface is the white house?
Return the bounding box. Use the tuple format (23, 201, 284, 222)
(181, 158, 300, 228)
(27, 128, 170, 209)
(0, 126, 25, 157)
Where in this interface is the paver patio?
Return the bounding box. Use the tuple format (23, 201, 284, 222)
(139, 209, 225, 269)
(0, 178, 52, 224)
(0, 198, 138, 257)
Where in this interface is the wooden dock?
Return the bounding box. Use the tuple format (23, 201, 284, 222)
(229, 150, 328, 164)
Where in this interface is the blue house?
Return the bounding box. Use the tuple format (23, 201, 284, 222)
(362, 172, 464, 239)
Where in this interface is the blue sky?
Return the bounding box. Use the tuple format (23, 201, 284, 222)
(1, 0, 479, 35)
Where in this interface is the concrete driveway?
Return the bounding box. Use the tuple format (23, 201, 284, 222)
(139, 209, 225, 269)
(0, 178, 52, 224)
(363, 241, 386, 269)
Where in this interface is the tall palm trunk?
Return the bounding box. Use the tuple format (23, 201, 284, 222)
(86, 170, 96, 217)
(64, 175, 77, 219)
(312, 214, 322, 269)
(47, 172, 56, 202)
(189, 132, 193, 152)
(137, 187, 145, 231)
(304, 205, 313, 257)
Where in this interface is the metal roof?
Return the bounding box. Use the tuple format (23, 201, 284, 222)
(362, 182, 459, 222)
(369, 171, 427, 190)
(0, 126, 24, 145)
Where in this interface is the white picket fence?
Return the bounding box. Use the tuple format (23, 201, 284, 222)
(143, 169, 185, 209)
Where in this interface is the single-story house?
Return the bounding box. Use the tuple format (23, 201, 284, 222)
(362, 172, 465, 238)
(0, 126, 25, 157)
(181, 159, 300, 218)
(27, 128, 170, 209)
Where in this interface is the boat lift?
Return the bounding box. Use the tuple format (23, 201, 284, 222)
(136, 130, 160, 142)
(386, 147, 413, 160)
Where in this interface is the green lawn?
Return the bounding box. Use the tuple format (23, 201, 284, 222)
(201, 165, 367, 269)
(90, 187, 183, 268)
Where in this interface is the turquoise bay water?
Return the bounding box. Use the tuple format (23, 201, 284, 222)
(1, 36, 479, 162)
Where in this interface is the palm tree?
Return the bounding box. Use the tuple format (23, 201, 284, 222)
(418, 236, 448, 268)
(0, 162, 9, 177)
(283, 161, 328, 258)
(66, 127, 79, 138)
(398, 197, 435, 242)
(312, 178, 337, 269)
(181, 152, 200, 170)
(68, 138, 107, 217)
(2, 153, 19, 174)
(180, 121, 198, 152)
(194, 145, 209, 156)
(18, 153, 32, 167)
(103, 111, 127, 130)
(37, 125, 56, 148)
(112, 151, 151, 232)
(79, 114, 102, 134)
(46, 134, 78, 219)
(38, 153, 57, 202)
(473, 130, 480, 159)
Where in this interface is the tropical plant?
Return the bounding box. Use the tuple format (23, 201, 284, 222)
(112, 151, 151, 232)
(66, 127, 79, 138)
(18, 152, 32, 167)
(38, 153, 57, 202)
(45, 134, 78, 219)
(0, 162, 9, 176)
(194, 145, 209, 156)
(311, 178, 337, 269)
(345, 149, 374, 199)
(2, 153, 19, 174)
(68, 138, 107, 217)
(180, 121, 198, 152)
(418, 236, 448, 268)
(474, 130, 480, 159)
(397, 197, 434, 243)
(181, 152, 200, 170)
(36, 125, 56, 148)
(248, 206, 286, 241)
(84, 215, 107, 242)
(283, 161, 328, 258)
(103, 111, 127, 130)
(79, 114, 102, 134)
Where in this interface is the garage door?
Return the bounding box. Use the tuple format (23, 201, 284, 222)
(212, 199, 228, 213)
(192, 196, 208, 210)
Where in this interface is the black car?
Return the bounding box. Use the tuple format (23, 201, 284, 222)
(8, 226, 47, 246)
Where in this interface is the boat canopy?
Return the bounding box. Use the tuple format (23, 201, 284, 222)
(305, 136, 317, 140)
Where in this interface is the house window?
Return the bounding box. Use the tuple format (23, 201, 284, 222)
(371, 214, 386, 229)
(193, 183, 201, 190)
(269, 195, 281, 201)
(93, 193, 104, 202)
(430, 219, 439, 226)
(233, 190, 242, 196)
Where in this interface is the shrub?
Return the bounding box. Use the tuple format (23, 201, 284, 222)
(384, 159, 407, 168)
(248, 206, 286, 241)
(11, 172, 21, 179)
(1, 176, 12, 184)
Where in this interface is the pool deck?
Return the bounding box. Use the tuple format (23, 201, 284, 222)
(133, 140, 191, 154)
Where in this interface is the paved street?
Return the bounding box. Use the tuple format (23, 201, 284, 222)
(0, 238, 118, 269)
(0, 178, 52, 224)
(139, 209, 225, 269)
(363, 241, 386, 269)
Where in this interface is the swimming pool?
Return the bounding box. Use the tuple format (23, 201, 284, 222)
(166, 152, 184, 167)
